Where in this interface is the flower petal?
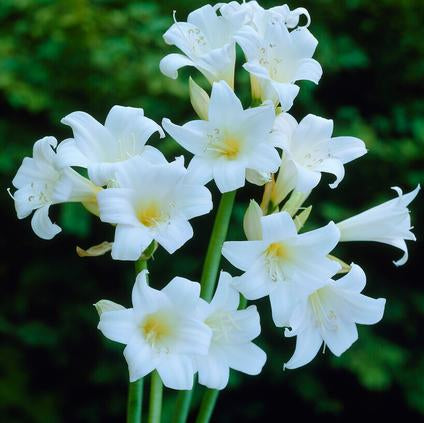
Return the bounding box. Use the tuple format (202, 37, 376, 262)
(261, 211, 298, 242)
(330, 136, 367, 164)
(284, 326, 322, 369)
(156, 354, 195, 390)
(98, 308, 137, 344)
(111, 225, 153, 261)
(321, 319, 358, 357)
(222, 240, 267, 271)
(221, 342, 266, 375)
(208, 80, 243, 127)
(124, 337, 157, 382)
(197, 353, 230, 390)
(213, 158, 247, 193)
(159, 53, 195, 79)
(31, 205, 61, 240)
(154, 217, 193, 254)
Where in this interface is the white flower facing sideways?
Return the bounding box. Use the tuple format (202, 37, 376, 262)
(337, 185, 420, 266)
(271, 113, 367, 201)
(162, 80, 280, 193)
(235, 15, 322, 110)
(222, 211, 341, 327)
(57, 105, 165, 186)
(97, 155, 212, 260)
(96, 270, 212, 389)
(195, 272, 266, 390)
(284, 264, 386, 369)
(11, 136, 98, 240)
(160, 4, 244, 87)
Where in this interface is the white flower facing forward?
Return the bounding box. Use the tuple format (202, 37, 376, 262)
(235, 18, 322, 110)
(195, 272, 266, 390)
(97, 270, 212, 389)
(97, 156, 212, 260)
(160, 4, 244, 87)
(284, 264, 386, 369)
(12, 136, 98, 240)
(271, 113, 367, 198)
(163, 80, 280, 193)
(222, 211, 341, 327)
(337, 185, 420, 266)
(58, 105, 165, 186)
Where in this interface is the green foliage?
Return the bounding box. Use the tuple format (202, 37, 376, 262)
(1, 0, 423, 421)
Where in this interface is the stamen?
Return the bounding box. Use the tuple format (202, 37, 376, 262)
(6, 188, 15, 200)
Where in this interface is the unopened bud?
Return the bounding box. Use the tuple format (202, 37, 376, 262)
(243, 200, 263, 240)
(94, 300, 125, 316)
(189, 77, 210, 120)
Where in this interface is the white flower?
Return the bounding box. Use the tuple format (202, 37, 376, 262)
(337, 185, 420, 266)
(195, 271, 266, 390)
(97, 156, 212, 260)
(284, 264, 386, 369)
(97, 270, 212, 389)
(12, 136, 98, 240)
(222, 211, 341, 327)
(160, 4, 244, 87)
(235, 18, 322, 110)
(162, 80, 280, 193)
(271, 113, 367, 195)
(58, 105, 165, 186)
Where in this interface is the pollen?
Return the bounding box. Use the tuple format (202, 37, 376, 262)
(221, 136, 240, 159)
(137, 203, 162, 227)
(265, 242, 288, 259)
(141, 314, 171, 346)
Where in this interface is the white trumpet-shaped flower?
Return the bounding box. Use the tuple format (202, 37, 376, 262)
(284, 264, 386, 369)
(222, 211, 341, 327)
(58, 105, 165, 186)
(163, 80, 280, 193)
(195, 272, 266, 390)
(160, 4, 244, 87)
(97, 270, 212, 389)
(235, 18, 322, 110)
(97, 156, 212, 260)
(337, 185, 420, 266)
(11, 136, 98, 240)
(271, 113, 367, 195)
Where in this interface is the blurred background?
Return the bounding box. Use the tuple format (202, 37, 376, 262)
(0, 0, 423, 421)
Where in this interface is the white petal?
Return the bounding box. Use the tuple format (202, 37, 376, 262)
(154, 217, 193, 254)
(340, 293, 386, 325)
(221, 342, 266, 375)
(293, 58, 322, 84)
(284, 326, 322, 369)
(209, 271, 240, 311)
(97, 188, 139, 226)
(269, 82, 300, 112)
(162, 277, 201, 311)
(322, 319, 358, 357)
(208, 80, 243, 127)
(293, 114, 334, 149)
(213, 158, 247, 193)
(140, 145, 168, 165)
(159, 53, 195, 79)
(56, 138, 89, 168)
(239, 104, 275, 145)
(330, 136, 367, 164)
(261, 211, 298, 242)
(233, 259, 272, 300)
(31, 136, 57, 165)
(269, 281, 299, 327)
(290, 27, 318, 57)
(177, 184, 213, 219)
(295, 222, 340, 255)
(111, 225, 153, 261)
(162, 118, 209, 155)
(156, 354, 195, 390)
(294, 163, 322, 192)
(247, 143, 281, 174)
(124, 337, 157, 382)
(186, 155, 214, 185)
(315, 157, 345, 189)
(222, 240, 266, 271)
(228, 305, 262, 341)
(271, 112, 298, 149)
(173, 318, 212, 356)
(98, 309, 137, 344)
(132, 270, 169, 313)
(197, 354, 230, 390)
(337, 263, 366, 293)
(31, 205, 61, 240)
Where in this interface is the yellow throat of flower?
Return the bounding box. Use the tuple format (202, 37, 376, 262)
(266, 242, 288, 259)
(137, 202, 163, 227)
(141, 313, 172, 346)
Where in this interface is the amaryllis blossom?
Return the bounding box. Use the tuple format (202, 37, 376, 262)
(195, 272, 266, 389)
(222, 211, 341, 327)
(97, 270, 212, 389)
(337, 185, 420, 266)
(235, 18, 322, 110)
(57, 105, 165, 186)
(160, 4, 244, 87)
(271, 113, 366, 199)
(284, 264, 386, 369)
(11, 136, 98, 240)
(97, 156, 212, 260)
(163, 80, 280, 193)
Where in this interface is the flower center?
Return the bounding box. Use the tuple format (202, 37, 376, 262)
(309, 289, 338, 331)
(137, 203, 163, 227)
(205, 310, 240, 343)
(141, 313, 172, 347)
(206, 129, 241, 160)
(264, 242, 289, 282)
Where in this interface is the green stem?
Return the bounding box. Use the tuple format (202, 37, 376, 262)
(148, 371, 163, 423)
(200, 190, 237, 302)
(127, 380, 144, 423)
(194, 389, 219, 423)
(173, 191, 236, 423)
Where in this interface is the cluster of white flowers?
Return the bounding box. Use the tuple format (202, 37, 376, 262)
(11, 1, 419, 392)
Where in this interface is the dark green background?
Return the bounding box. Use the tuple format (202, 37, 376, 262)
(1, 0, 423, 421)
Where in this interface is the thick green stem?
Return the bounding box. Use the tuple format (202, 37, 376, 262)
(200, 190, 237, 302)
(148, 371, 163, 423)
(173, 191, 236, 423)
(127, 380, 144, 423)
(194, 389, 219, 423)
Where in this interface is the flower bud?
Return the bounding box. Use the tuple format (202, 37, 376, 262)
(94, 300, 125, 316)
(189, 77, 210, 120)
(243, 200, 263, 240)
